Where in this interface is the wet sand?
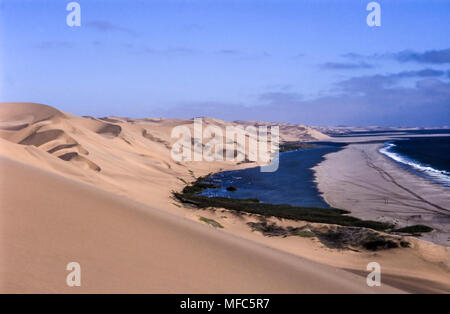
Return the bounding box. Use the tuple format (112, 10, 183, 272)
(313, 142, 450, 246)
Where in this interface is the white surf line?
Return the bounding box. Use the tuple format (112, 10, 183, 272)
(379, 143, 450, 186)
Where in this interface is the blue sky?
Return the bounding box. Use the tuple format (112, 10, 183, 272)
(0, 0, 449, 126)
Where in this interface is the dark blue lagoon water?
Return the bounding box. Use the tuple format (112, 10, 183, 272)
(379, 136, 450, 187)
(201, 143, 345, 208)
(201, 132, 450, 209)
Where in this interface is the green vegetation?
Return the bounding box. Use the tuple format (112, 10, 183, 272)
(247, 221, 315, 238)
(199, 216, 224, 229)
(292, 229, 316, 238)
(247, 221, 287, 237)
(182, 183, 221, 195)
(394, 225, 433, 234)
(279, 142, 318, 152)
(246, 221, 410, 251)
(174, 176, 431, 251)
(315, 227, 402, 251)
(174, 176, 394, 231)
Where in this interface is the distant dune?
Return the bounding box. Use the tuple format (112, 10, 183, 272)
(0, 102, 448, 293)
(0, 102, 329, 205)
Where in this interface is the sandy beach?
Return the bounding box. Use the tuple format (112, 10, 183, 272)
(0, 103, 449, 293)
(313, 142, 450, 246)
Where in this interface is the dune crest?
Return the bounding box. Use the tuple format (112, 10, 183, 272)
(0, 102, 328, 182)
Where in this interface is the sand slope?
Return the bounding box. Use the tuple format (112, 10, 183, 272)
(0, 157, 400, 293)
(0, 102, 328, 213)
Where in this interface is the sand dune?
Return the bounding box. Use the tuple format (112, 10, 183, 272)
(234, 120, 330, 142)
(1, 156, 404, 293)
(0, 102, 327, 206)
(0, 102, 448, 293)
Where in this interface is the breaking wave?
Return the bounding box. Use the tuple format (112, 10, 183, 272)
(379, 142, 450, 187)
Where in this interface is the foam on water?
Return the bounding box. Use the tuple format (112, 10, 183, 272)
(379, 142, 450, 187)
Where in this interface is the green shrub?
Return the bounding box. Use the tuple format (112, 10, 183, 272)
(199, 216, 224, 229)
(394, 225, 433, 234)
(174, 176, 394, 231)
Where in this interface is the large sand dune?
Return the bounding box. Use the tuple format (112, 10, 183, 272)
(0, 102, 448, 293)
(1, 156, 401, 293)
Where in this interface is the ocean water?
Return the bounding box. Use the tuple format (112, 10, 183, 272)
(201, 143, 345, 208)
(201, 133, 450, 209)
(379, 136, 450, 187)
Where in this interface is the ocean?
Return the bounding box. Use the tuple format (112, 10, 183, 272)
(379, 136, 450, 187)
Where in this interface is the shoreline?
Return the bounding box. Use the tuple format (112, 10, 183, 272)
(378, 138, 450, 187)
(313, 141, 450, 246)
